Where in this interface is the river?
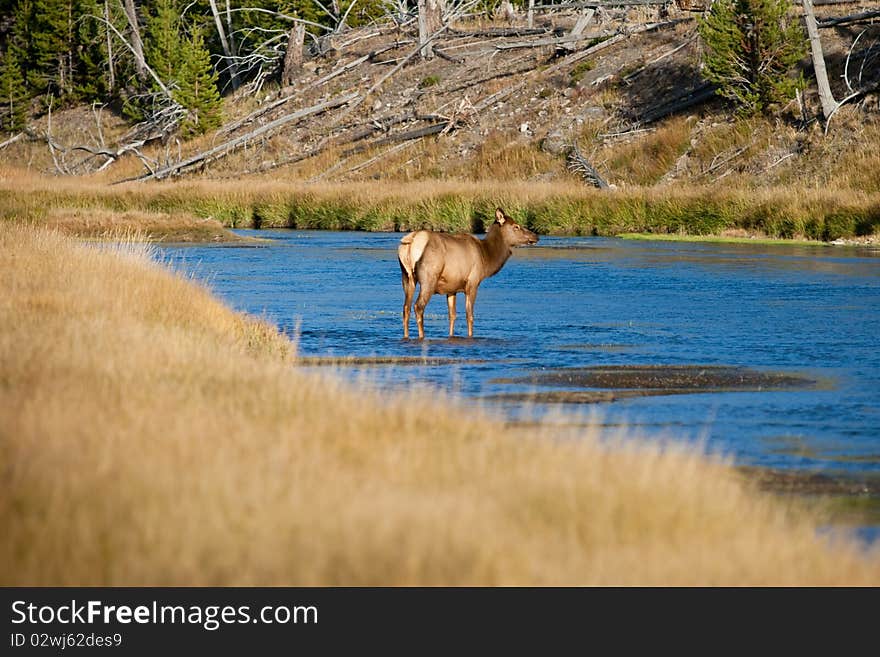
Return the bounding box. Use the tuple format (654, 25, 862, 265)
(162, 230, 880, 477)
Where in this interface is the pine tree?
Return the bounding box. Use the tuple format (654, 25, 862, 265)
(9, 0, 36, 94)
(74, 0, 112, 101)
(29, 0, 73, 96)
(699, 0, 805, 115)
(145, 0, 184, 84)
(0, 49, 29, 131)
(174, 29, 222, 137)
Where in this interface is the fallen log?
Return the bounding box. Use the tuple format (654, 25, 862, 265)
(533, 0, 671, 9)
(346, 141, 416, 175)
(541, 19, 691, 75)
(343, 122, 450, 156)
(0, 132, 24, 149)
(441, 62, 540, 95)
(568, 142, 609, 188)
(122, 92, 359, 182)
(496, 31, 613, 50)
(446, 27, 552, 37)
(473, 82, 527, 111)
(817, 9, 880, 28)
(343, 112, 450, 143)
(564, 9, 596, 52)
(628, 82, 716, 125)
(218, 93, 299, 136)
(339, 27, 448, 119)
(622, 34, 697, 83)
(434, 48, 465, 64)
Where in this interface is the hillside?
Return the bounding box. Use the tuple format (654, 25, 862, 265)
(2, 4, 878, 190)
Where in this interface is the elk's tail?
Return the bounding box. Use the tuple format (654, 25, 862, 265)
(398, 231, 429, 287)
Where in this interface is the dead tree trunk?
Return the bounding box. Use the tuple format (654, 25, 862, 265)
(104, 1, 115, 91)
(281, 24, 306, 86)
(564, 9, 595, 51)
(418, 0, 444, 59)
(120, 0, 146, 80)
(208, 0, 240, 90)
(803, 0, 839, 121)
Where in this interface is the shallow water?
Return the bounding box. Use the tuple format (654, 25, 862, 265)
(162, 230, 880, 476)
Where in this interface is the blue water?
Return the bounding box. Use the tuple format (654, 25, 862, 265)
(161, 230, 880, 475)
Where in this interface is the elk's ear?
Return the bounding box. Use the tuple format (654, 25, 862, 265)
(495, 208, 506, 224)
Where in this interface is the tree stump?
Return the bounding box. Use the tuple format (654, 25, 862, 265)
(282, 24, 306, 86)
(418, 0, 445, 59)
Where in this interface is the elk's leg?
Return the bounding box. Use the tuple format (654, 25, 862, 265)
(414, 280, 436, 340)
(447, 294, 457, 337)
(401, 272, 415, 339)
(465, 285, 478, 338)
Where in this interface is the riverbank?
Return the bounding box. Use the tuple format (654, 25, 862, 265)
(2, 169, 878, 242)
(1, 225, 878, 585)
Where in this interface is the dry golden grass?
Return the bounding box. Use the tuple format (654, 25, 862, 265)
(601, 117, 692, 186)
(38, 207, 236, 242)
(2, 225, 879, 585)
(464, 130, 565, 181)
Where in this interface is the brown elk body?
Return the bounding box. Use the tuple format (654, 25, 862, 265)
(397, 208, 538, 339)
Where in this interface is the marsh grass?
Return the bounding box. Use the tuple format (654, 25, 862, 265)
(617, 232, 831, 246)
(1, 225, 879, 585)
(1, 167, 878, 241)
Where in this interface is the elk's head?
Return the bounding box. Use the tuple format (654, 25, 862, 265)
(493, 208, 539, 246)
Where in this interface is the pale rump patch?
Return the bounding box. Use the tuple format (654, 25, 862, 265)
(398, 231, 430, 282)
(397, 208, 539, 339)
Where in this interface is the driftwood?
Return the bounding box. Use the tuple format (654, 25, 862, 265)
(568, 142, 609, 188)
(817, 10, 880, 28)
(125, 92, 359, 181)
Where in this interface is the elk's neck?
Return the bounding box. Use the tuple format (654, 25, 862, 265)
(480, 228, 512, 278)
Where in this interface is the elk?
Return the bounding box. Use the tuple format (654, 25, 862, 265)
(398, 208, 539, 339)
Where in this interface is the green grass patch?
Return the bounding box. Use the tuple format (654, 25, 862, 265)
(618, 233, 830, 247)
(569, 61, 595, 86)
